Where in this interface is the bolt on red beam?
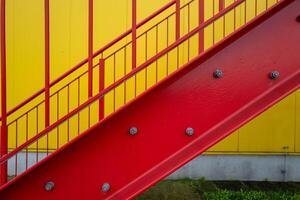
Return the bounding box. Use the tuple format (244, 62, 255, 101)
(0, 0, 7, 186)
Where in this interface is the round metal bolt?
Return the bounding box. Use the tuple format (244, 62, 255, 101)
(129, 127, 138, 135)
(269, 71, 280, 80)
(44, 181, 55, 192)
(102, 183, 110, 192)
(186, 127, 194, 136)
(213, 69, 223, 79)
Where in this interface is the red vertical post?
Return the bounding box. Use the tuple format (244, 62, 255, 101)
(132, 0, 137, 69)
(88, 0, 93, 97)
(219, 0, 224, 11)
(175, 0, 180, 40)
(198, 0, 204, 53)
(45, 0, 50, 128)
(99, 59, 105, 120)
(0, 0, 7, 185)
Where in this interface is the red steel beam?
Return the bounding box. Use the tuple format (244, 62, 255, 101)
(0, 0, 7, 186)
(0, 0, 297, 199)
(0, 0, 247, 164)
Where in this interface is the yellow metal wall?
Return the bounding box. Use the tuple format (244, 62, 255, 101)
(3, 0, 300, 154)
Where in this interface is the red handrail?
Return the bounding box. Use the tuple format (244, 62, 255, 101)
(0, 0, 176, 121)
(0, 0, 246, 165)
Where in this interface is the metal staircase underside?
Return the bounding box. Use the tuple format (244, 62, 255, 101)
(0, 0, 300, 199)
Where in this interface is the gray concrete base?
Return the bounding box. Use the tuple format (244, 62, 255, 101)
(8, 153, 300, 182)
(168, 155, 300, 182)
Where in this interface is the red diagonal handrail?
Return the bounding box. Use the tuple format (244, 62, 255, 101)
(0, 0, 176, 121)
(0, 0, 246, 165)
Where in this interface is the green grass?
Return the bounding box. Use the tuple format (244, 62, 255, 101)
(136, 179, 300, 200)
(203, 191, 300, 200)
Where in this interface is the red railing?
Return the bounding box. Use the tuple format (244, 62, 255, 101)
(0, 0, 282, 186)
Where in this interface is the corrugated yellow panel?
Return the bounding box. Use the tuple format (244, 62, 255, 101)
(6, 0, 44, 110)
(94, 0, 129, 51)
(208, 130, 239, 152)
(296, 89, 300, 152)
(238, 92, 296, 153)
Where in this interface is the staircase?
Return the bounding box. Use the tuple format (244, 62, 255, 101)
(0, 0, 300, 199)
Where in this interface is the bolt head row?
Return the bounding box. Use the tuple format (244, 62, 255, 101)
(213, 69, 280, 80)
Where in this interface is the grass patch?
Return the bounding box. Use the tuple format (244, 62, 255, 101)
(203, 190, 300, 200)
(136, 179, 300, 200)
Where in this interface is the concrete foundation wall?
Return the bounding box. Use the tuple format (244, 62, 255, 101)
(168, 155, 300, 182)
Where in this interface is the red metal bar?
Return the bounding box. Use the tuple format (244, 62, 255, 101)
(0, 0, 247, 165)
(219, 0, 224, 10)
(199, 0, 204, 53)
(132, 0, 137, 69)
(0, 0, 7, 185)
(88, 0, 93, 97)
(99, 59, 105, 120)
(0, 0, 176, 121)
(176, 0, 180, 40)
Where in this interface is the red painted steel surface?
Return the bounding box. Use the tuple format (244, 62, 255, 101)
(0, 0, 248, 170)
(0, 0, 299, 199)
